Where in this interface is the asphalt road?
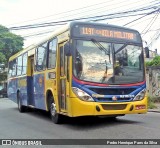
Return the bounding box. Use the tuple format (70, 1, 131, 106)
(0, 98, 160, 148)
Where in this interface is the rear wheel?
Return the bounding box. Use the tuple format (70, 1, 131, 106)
(17, 92, 26, 113)
(49, 96, 63, 124)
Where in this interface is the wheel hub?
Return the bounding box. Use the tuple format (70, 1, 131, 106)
(51, 103, 56, 116)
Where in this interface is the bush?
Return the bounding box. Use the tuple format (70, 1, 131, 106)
(148, 95, 158, 109)
(146, 56, 160, 66)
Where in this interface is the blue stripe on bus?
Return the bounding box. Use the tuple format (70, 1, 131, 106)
(8, 74, 46, 110)
(33, 74, 46, 110)
(72, 79, 146, 102)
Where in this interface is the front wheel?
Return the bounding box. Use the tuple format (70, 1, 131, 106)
(49, 96, 63, 124)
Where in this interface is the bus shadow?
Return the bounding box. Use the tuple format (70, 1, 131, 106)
(13, 107, 143, 129)
(64, 116, 142, 130)
(13, 107, 51, 121)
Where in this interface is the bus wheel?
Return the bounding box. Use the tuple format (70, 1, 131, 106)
(49, 97, 62, 124)
(17, 92, 26, 113)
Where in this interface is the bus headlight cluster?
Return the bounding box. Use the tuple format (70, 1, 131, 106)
(72, 87, 94, 102)
(133, 89, 146, 101)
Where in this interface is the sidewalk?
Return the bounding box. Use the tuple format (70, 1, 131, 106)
(148, 103, 160, 113)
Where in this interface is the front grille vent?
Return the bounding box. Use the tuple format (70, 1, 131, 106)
(90, 88, 135, 95)
(101, 104, 127, 110)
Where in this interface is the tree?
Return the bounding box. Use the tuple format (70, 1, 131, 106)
(0, 52, 6, 63)
(0, 25, 24, 65)
(146, 56, 160, 66)
(0, 25, 24, 82)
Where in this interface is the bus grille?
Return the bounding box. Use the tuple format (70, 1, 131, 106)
(96, 97, 132, 102)
(101, 104, 127, 110)
(90, 88, 135, 95)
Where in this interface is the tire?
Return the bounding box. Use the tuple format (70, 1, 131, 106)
(49, 96, 62, 124)
(17, 92, 26, 113)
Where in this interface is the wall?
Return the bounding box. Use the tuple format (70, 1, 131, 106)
(146, 66, 160, 97)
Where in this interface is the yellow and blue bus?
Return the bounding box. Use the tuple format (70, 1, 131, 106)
(8, 21, 147, 124)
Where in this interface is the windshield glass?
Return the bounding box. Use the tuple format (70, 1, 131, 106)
(74, 40, 113, 83)
(73, 40, 144, 84)
(0, 85, 2, 90)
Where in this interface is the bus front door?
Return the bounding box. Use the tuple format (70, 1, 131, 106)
(58, 42, 69, 113)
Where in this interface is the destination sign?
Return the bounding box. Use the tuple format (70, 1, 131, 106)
(80, 27, 136, 40)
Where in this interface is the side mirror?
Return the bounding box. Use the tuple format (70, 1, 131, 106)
(64, 43, 71, 56)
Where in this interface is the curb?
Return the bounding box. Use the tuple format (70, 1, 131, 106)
(148, 110, 160, 113)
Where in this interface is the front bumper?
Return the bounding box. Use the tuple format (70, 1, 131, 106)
(69, 96, 147, 117)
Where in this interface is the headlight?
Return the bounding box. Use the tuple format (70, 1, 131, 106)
(72, 87, 94, 102)
(133, 89, 146, 101)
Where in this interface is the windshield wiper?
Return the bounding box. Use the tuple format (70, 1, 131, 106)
(91, 39, 111, 63)
(115, 44, 127, 54)
(91, 39, 110, 55)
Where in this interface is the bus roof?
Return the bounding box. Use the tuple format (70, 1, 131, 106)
(9, 23, 70, 61)
(69, 21, 140, 33)
(9, 21, 141, 61)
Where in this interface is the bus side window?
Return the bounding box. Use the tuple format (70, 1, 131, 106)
(36, 42, 47, 71)
(48, 39, 57, 69)
(17, 55, 22, 76)
(11, 59, 17, 77)
(22, 53, 27, 75)
(8, 61, 13, 78)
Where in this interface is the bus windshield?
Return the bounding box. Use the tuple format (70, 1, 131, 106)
(73, 40, 144, 84)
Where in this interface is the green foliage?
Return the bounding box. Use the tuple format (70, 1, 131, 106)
(0, 25, 24, 64)
(145, 56, 160, 66)
(148, 95, 159, 109)
(0, 25, 9, 33)
(0, 25, 24, 81)
(0, 72, 7, 82)
(0, 52, 6, 63)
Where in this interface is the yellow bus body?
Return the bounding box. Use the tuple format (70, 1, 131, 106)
(8, 22, 147, 123)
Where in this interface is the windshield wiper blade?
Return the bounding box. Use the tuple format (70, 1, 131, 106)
(91, 39, 110, 55)
(115, 44, 127, 54)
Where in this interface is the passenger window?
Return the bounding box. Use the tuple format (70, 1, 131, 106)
(48, 39, 57, 69)
(36, 42, 47, 71)
(8, 61, 13, 78)
(9, 59, 17, 77)
(22, 53, 27, 75)
(17, 56, 22, 76)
